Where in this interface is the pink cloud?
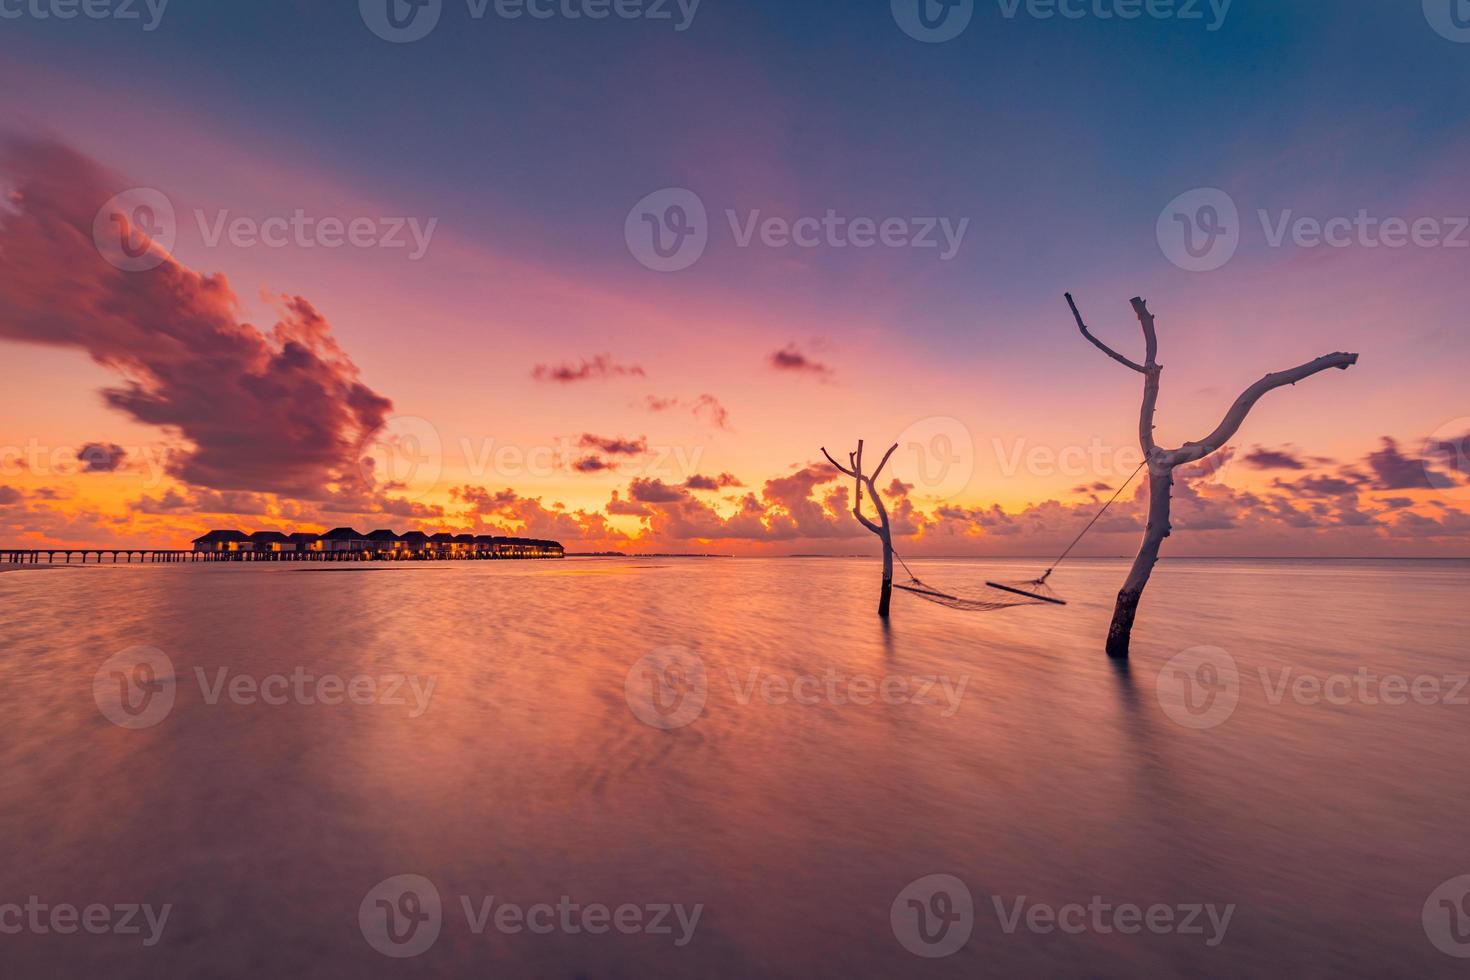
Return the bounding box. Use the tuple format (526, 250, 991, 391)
(532, 354, 645, 384)
(768, 344, 832, 378)
(0, 138, 392, 499)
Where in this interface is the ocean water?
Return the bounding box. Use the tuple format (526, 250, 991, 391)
(1, 556, 1468, 977)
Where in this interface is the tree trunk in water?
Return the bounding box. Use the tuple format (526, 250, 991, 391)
(1105, 464, 1173, 659)
(878, 541, 894, 617)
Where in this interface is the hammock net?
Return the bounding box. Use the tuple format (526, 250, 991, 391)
(893, 565, 1065, 611)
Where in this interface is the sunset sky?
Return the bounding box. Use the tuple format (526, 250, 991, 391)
(2, 0, 1468, 555)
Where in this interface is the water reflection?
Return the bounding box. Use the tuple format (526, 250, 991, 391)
(1, 557, 1467, 977)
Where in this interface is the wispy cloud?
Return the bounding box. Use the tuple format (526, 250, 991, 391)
(1242, 446, 1307, 471)
(577, 434, 648, 456)
(532, 354, 645, 384)
(639, 393, 731, 430)
(684, 473, 743, 491)
(768, 344, 832, 378)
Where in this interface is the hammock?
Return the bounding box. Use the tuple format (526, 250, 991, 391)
(893, 569, 1063, 610)
(891, 460, 1146, 612)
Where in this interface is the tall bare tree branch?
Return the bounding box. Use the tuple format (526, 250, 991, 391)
(1066, 292, 1359, 658)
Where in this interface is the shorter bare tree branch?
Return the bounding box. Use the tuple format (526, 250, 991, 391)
(821, 446, 856, 478)
(870, 443, 898, 483)
(1068, 292, 1145, 374)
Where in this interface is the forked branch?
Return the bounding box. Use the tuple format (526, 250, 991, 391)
(1068, 292, 1146, 374)
(822, 440, 896, 534)
(1171, 351, 1361, 464)
(821, 446, 855, 478)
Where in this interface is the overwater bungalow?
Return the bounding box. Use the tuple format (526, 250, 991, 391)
(399, 530, 430, 554)
(318, 527, 370, 552)
(248, 530, 291, 553)
(287, 532, 319, 552)
(366, 529, 401, 555)
(192, 529, 250, 553)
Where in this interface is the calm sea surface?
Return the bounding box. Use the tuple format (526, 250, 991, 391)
(2, 557, 1468, 977)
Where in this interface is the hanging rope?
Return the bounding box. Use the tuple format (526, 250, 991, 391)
(1037, 457, 1147, 579)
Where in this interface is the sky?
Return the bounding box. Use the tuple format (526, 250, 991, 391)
(1, 0, 1468, 555)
